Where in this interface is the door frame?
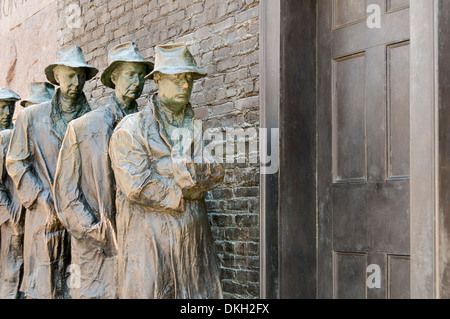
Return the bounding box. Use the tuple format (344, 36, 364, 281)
(259, 0, 317, 299)
(410, 0, 450, 299)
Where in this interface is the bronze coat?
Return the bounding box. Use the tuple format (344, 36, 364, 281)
(53, 95, 132, 299)
(0, 129, 25, 299)
(109, 96, 224, 299)
(5, 90, 91, 299)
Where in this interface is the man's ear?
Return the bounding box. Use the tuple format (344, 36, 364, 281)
(153, 72, 160, 85)
(53, 68, 60, 85)
(111, 71, 117, 86)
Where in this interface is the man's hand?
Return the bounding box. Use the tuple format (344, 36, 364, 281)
(37, 190, 54, 212)
(182, 187, 206, 200)
(39, 191, 64, 234)
(172, 154, 197, 189)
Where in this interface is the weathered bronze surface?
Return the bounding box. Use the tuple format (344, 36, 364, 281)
(109, 43, 224, 299)
(0, 88, 24, 299)
(5, 45, 97, 299)
(20, 82, 55, 108)
(316, 0, 410, 299)
(53, 42, 153, 299)
(0, 43, 225, 299)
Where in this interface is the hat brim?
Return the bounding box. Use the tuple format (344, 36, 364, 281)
(20, 97, 51, 107)
(0, 98, 20, 102)
(101, 60, 154, 89)
(45, 63, 99, 85)
(145, 67, 207, 80)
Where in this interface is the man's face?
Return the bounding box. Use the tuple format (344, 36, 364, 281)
(0, 100, 15, 128)
(111, 62, 147, 102)
(156, 72, 194, 112)
(54, 65, 87, 102)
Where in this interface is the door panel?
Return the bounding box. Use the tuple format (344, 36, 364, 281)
(387, 41, 410, 180)
(333, 252, 368, 299)
(333, 0, 367, 29)
(332, 52, 367, 183)
(318, 0, 410, 299)
(388, 255, 410, 299)
(387, 0, 409, 12)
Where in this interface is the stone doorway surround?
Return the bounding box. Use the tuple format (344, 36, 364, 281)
(259, 0, 450, 299)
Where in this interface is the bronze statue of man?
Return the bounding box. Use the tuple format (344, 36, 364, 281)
(6, 45, 98, 299)
(20, 82, 55, 108)
(53, 42, 153, 299)
(109, 43, 224, 299)
(0, 88, 25, 299)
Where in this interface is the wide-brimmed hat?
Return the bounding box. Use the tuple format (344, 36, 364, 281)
(20, 82, 55, 107)
(101, 42, 154, 89)
(45, 45, 99, 85)
(146, 43, 207, 80)
(0, 88, 21, 102)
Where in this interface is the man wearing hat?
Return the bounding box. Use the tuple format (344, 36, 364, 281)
(20, 82, 55, 108)
(0, 88, 25, 299)
(109, 43, 224, 299)
(53, 42, 153, 299)
(6, 45, 98, 299)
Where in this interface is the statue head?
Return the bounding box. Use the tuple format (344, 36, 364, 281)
(101, 42, 154, 106)
(153, 72, 195, 113)
(53, 65, 87, 102)
(21, 82, 55, 108)
(44, 45, 98, 102)
(0, 100, 16, 128)
(147, 43, 206, 113)
(0, 88, 20, 129)
(110, 62, 148, 104)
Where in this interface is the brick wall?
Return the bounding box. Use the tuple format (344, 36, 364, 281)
(57, 0, 260, 299)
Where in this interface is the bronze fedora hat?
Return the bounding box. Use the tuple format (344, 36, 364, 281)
(45, 45, 99, 85)
(20, 82, 55, 107)
(146, 43, 207, 80)
(0, 88, 21, 102)
(101, 42, 154, 89)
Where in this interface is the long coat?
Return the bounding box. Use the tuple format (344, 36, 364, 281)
(0, 128, 25, 299)
(109, 95, 224, 299)
(53, 95, 133, 299)
(6, 89, 91, 299)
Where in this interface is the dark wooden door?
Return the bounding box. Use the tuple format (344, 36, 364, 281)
(317, 0, 411, 299)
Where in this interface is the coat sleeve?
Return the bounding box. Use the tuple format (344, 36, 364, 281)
(5, 111, 46, 209)
(196, 154, 226, 191)
(109, 124, 184, 212)
(194, 122, 225, 191)
(0, 132, 11, 226)
(53, 123, 99, 240)
(0, 131, 24, 231)
(172, 122, 225, 193)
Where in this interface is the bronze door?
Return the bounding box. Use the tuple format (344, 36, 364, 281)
(317, 0, 411, 299)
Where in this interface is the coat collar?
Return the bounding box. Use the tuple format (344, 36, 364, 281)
(149, 94, 195, 148)
(108, 94, 138, 125)
(50, 88, 91, 141)
(0, 123, 13, 131)
(148, 94, 202, 157)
